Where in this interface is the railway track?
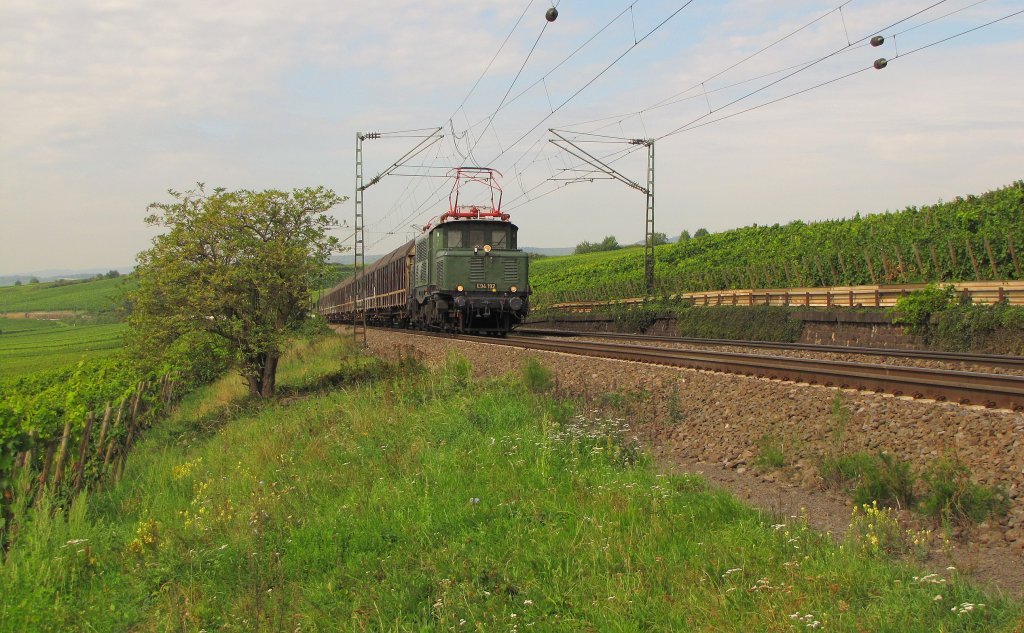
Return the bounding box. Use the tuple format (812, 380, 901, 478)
(388, 329, 1024, 412)
(513, 328, 1024, 370)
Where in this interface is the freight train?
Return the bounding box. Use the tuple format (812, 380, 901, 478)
(318, 168, 530, 334)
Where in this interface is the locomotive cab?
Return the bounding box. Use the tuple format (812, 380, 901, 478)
(410, 168, 530, 334)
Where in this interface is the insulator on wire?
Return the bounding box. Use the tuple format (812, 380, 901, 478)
(873, 58, 888, 70)
(546, 7, 558, 22)
(870, 35, 885, 47)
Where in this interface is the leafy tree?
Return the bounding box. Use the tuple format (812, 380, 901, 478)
(105, 270, 121, 279)
(129, 185, 345, 397)
(574, 241, 594, 255)
(28, 277, 39, 284)
(576, 235, 621, 255)
(650, 232, 668, 247)
(13, 280, 21, 286)
(678, 230, 691, 242)
(693, 228, 709, 238)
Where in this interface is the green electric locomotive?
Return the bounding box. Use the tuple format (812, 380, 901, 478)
(318, 167, 530, 334)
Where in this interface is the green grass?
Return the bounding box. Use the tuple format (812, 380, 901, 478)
(1, 334, 1019, 631)
(0, 317, 126, 379)
(0, 276, 134, 314)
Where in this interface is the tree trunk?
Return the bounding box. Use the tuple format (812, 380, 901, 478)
(246, 353, 280, 397)
(260, 354, 279, 398)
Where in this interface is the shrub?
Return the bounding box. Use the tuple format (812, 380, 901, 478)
(522, 358, 552, 393)
(889, 284, 956, 337)
(673, 305, 803, 342)
(918, 455, 1009, 524)
(821, 451, 915, 508)
(754, 433, 786, 468)
(605, 304, 661, 333)
(931, 302, 1024, 354)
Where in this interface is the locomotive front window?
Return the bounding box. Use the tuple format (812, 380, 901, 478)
(470, 228, 486, 248)
(490, 229, 508, 249)
(447, 229, 464, 248)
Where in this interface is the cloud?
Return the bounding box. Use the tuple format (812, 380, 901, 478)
(0, 0, 1021, 271)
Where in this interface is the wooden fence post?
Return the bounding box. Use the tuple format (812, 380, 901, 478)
(51, 419, 73, 489)
(929, 244, 941, 280)
(72, 412, 95, 494)
(36, 441, 56, 492)
(983, 236, 998, 279)
(95, 404, 112, 460)
(894, 249, 908, 280)
(965, 240, 981, 279)
(25, 431, 38, 470)
(864, 252, 877, 284)
(912, 243, 926, 278)
(880, 253, 894, 281)
(1008, 232, 1022, 277)
(103, 399, 125, 469)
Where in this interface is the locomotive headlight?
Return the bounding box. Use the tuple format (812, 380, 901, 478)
(483, 244, 492, 253)
(456, 284, 464, 292)
(510, 285, 518, 293)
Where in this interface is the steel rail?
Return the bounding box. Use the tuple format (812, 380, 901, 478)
(513, 328, 1024, 369)
(388, 329, 1024, 411)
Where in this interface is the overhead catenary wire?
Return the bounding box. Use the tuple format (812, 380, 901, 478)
(366, 0, 1013, 250)
(506, 3, 1024, 213)
(372, 1, 687, 242)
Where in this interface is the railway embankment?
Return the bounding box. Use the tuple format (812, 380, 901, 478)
(527, 309, 925, 349)
(367, 327, 1024, 591)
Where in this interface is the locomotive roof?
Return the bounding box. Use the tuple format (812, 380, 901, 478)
(432, 217, 519, 230)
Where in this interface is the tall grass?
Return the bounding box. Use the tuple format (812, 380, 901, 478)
(1, 333, 1017, 631)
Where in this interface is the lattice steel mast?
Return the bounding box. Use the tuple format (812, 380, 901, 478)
(353, 128, 443, 348)
(549, 130, 656, 293)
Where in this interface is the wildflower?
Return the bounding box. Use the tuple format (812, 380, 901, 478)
(523, 599, 533, 606)
(934, 595, 943, 602)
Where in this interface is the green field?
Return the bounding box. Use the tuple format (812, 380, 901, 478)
(0, 276, 134, 314)
(0, 317, 126, 379)
(2, 334, 1016, 631)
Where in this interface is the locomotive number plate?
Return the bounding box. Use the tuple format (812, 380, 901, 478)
(475, 283, 496, 289)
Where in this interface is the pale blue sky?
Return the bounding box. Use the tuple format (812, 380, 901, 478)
(1, 0, 1021, 273)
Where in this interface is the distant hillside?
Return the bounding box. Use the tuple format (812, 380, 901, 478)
(0, 267, 133, 287)
(530, 181, 1024, 302)
(0, 276, 135, 314)
(522, 246, 574, 257)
